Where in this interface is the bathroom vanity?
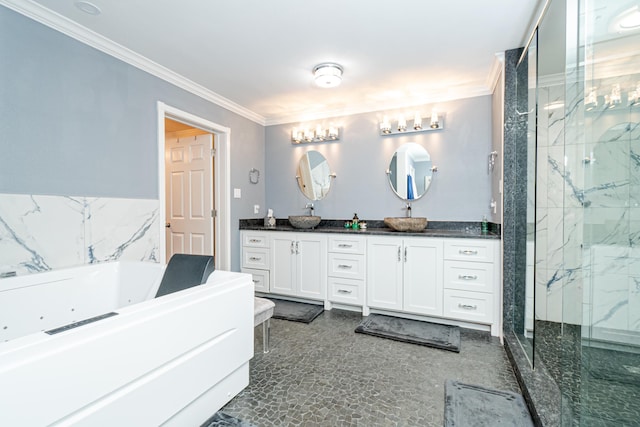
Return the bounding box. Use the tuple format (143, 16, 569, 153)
(240, 220, 501, 336)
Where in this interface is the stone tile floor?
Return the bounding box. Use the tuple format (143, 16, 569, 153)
(222, 309, 521, 426)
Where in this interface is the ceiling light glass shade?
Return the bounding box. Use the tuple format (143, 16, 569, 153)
(313, 63, 343, 88)
(610, 5, 640, 33)
(413, 112, 422, 130)
(585, 88, 598, 111)
(397, 115, 407, 132)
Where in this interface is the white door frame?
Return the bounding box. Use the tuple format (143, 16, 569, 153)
(157, 101, 231, 270)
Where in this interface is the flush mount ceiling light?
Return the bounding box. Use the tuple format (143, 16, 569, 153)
(609, 5, 640, 33)
(75, 1, 101, 15)
(313, 63, 343, 88)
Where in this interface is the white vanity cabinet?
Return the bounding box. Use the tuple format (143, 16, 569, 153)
(240, 231, 271, 293)
(327, 236, 367, 310)
(270, 232, 327, 300)
(367, 236, 443, 317)
(442, 239, 500, 335)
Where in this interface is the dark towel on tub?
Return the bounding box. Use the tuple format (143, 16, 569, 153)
(155, 254, 215, 297)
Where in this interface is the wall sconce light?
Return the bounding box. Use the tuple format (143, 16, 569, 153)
(397, 115, 407, 132)
(379, 110, 445, 136)
(585, 88, 598, 111)
(430, 110, 440, 129)
(413, 112, 422, 130)
(292, 124, 340, 144)
(608, 84, 622, 109)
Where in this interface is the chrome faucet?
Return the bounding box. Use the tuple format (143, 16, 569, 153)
(405, 202, 412, 218)
(305, 202, 315, 216)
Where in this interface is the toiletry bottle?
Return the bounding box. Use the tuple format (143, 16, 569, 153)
(481, 215, 488, 234)
(352, 213, 359, 230)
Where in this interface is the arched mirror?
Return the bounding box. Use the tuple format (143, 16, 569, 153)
(386, 142, 433, 200)
(296, 151, 335, 200)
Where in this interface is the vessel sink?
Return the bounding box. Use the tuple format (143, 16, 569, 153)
(288, 215, 321, 229)
(384, 217, 428, 232)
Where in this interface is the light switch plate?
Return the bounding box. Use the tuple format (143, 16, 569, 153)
(254, 204, 260, 214)
(234, 188, 241, 198)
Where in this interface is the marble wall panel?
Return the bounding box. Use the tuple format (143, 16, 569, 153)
(0, 193, 159, 276)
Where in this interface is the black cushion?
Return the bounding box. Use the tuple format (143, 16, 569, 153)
(155, 254, 215, 298)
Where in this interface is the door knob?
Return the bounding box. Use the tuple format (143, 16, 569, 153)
(165, 222, 171, 228)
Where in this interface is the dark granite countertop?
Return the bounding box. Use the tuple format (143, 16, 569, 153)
(239, 219, 501, 240)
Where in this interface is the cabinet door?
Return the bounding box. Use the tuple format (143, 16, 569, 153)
(270, 235, 295, 295)
(403, 238, 443, 316)
(367, 237, 403, 310)
(297, 235, 327, 299)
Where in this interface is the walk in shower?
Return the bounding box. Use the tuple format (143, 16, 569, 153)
(509, 0, 640, 424)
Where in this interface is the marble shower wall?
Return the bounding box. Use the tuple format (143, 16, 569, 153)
(0, 194, 159, 275)
(535, 73, 640, 342)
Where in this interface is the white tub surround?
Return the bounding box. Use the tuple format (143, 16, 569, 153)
(0, 262, 253, 426)
(0, 193, 159, 276)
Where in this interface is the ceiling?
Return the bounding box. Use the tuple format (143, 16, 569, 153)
(13, 0, 540, 125)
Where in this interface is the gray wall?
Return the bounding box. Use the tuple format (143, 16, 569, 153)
(265, 96, 494, 221)
(0, 6, 265, 271)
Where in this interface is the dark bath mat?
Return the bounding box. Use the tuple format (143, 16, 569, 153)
(201, 411, 256, 427)
(444, 380, 534, 427)
(354, 314, 460, 352)
(267, 297, 324, 323)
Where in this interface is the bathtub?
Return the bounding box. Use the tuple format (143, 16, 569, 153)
(0, 261, 253, 426)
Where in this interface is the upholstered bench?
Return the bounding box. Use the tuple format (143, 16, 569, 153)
(254, 297, 275, 353)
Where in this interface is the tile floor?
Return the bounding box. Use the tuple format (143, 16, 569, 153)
(221, 309, 521, 426)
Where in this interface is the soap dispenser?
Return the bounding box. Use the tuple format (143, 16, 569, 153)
(352, 213, 359, 230)
(481, 215, 488, 234)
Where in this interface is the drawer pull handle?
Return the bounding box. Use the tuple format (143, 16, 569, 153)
(338, 244, 353, 248)
(249, 239, 261, 243)
(458, 274, 478, 280)
(458, 303, 478, 310)
(459, 250, 478, 255)
(338, 264, 353, 269)
(252, 279, 259, 283)
(337, 289, 352, 294)
(249, 256, 262, 261)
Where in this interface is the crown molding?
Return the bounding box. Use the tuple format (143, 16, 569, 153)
(486, 52, 505, 93)
(0, 0, 266, 125)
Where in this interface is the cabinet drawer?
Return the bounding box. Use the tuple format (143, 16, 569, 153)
(328, 236, 366, 254)
(328, 253, 365, 280)
(443, 289, 493, 324)
(242, 232, 270, 248)
(242, 247, 270, 269)
(444, 239, 495, 262)
(444, 260, 494, 293)
(241, 268, 270, 293)
(328, 277, 364, 305)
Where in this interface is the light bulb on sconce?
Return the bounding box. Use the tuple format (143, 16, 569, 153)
(629, 83, 640, 107)
(430, 110, 440, 129)
(413, 112, 422, 130)
(380, 116, 392, 134)
(397, 115, 407, 132)
(609, 84, 622, 109)
(585, 88, 598, 111)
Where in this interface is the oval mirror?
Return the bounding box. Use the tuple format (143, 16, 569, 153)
(387, 142, 433, 200)
(296, 150, 333, 200)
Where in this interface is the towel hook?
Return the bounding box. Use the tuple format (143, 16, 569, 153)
(249, 168, 260, 184)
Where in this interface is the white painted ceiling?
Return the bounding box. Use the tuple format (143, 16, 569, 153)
(22, 0, 540, 124)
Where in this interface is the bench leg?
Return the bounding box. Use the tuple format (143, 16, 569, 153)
(262, 319, 271, 353)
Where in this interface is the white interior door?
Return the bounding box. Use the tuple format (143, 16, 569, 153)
(165, 134, 213, 260)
